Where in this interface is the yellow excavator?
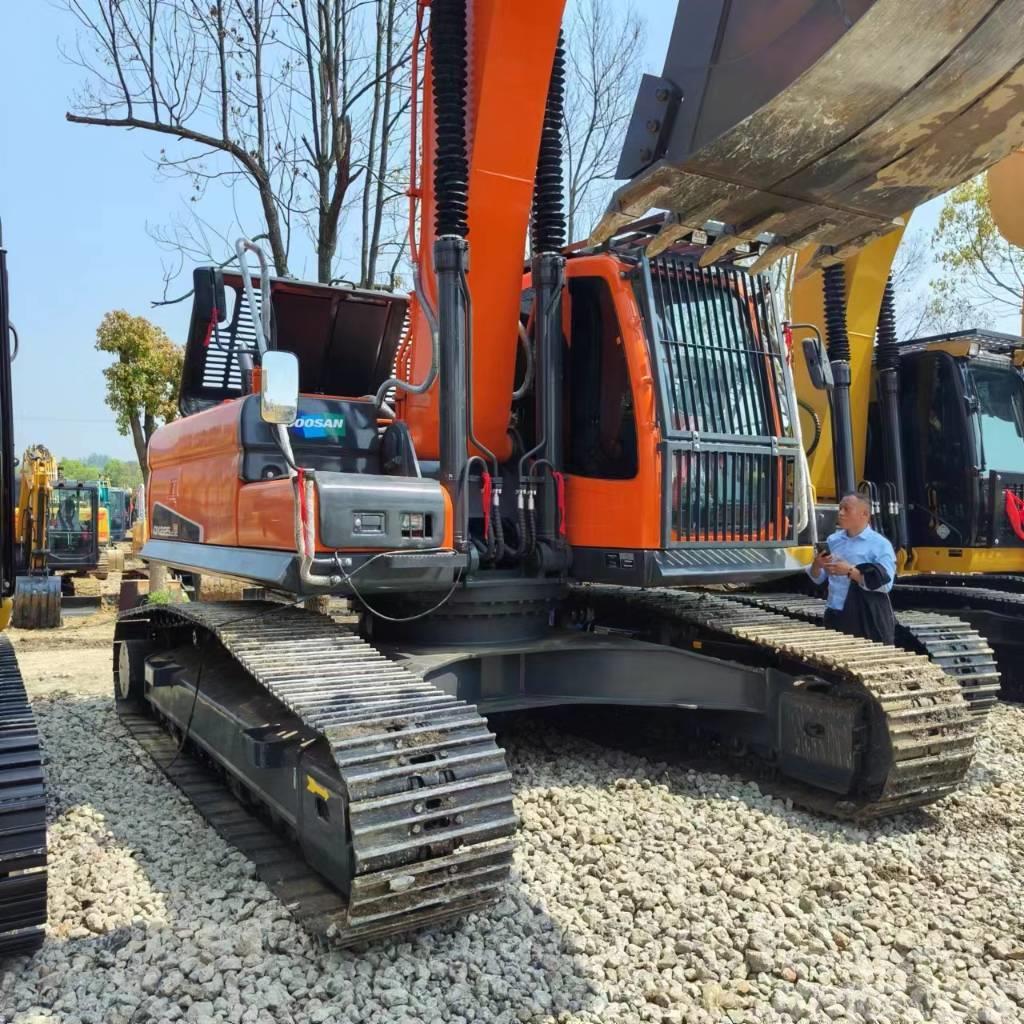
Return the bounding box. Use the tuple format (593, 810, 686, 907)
(12, 449, 111, 628)
(741, 148, 1024, 701)
(12, 445, 62, 629)
(0, 220, 47, 955)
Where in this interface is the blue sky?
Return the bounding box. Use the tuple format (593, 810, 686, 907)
(0, 1, 957, 463)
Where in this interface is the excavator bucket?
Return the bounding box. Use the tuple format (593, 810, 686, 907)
(596, 0, 1024, 271)
(12, 576, 62, 629)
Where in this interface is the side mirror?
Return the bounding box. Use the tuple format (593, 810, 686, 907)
(801, 335, 834, 392)
(260, 350, 299, 425)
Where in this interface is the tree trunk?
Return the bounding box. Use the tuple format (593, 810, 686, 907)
(258, 182, 290, 276)
(129, 413, 148, 479)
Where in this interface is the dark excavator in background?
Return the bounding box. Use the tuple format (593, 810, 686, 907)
(111, 0, 1024, 946)
(0, 221, 48, 956)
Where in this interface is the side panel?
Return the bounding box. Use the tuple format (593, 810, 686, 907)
(148, 401, 243, 547)
(237, 479, 297, 551)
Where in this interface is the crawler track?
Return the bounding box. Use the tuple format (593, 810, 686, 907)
(894, 577, 1024, 701)
(114, 603, 516, 948)
(0, 635, 46, 958)
(727, 592, 1001, 713)
(573, 586, 978, 819)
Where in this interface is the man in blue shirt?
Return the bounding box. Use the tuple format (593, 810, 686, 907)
(808, 492, 897, 645)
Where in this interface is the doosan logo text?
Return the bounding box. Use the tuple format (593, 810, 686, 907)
(294, 416, 346, 429)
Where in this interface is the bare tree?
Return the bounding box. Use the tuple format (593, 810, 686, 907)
(890, 229, 931, 339)
(563, 0, 645, 243)
(62, 0, 414, 286)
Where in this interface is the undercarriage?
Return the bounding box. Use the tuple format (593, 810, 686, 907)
(113, 581, 978, 946)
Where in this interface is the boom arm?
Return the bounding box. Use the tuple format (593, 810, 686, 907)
(401, 0, 567, 463)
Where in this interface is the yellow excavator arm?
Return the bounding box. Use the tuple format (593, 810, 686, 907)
(12, 444, 63, 629)
(14, 444, 57, 575)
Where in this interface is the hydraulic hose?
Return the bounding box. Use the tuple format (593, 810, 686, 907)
(875, 275, 910, 554)
(822, 263, 857, 497)
(512, 322, 535, 401)
(798, 399, 823, 457)
(530, 32, 566, 255)
(431, 0, 469, 240)
(431, 0, 472, 550)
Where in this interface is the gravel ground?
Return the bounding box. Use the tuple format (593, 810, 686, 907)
(2, 618, 1023, 1024)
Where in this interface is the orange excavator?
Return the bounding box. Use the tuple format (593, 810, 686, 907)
(111, 0, 1024, 946)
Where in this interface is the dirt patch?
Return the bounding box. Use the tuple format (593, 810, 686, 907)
(9, 608, 117, 651)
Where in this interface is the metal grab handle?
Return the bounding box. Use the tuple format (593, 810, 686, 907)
(234, 238, 272, 355)
(8, 321, 18, 362)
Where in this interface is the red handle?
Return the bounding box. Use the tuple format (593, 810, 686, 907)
(1005, 488, 1024, 541)
(481, 471, 493, 540)
(552, 470, 566, 539)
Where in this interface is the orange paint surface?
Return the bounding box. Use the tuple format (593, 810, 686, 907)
(149, 401, 242, 546)
(149, 396, 456, 553)
(561, 256, 665, 550)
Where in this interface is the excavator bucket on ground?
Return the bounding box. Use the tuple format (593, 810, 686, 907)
(12, 576, 61, 629)
(595, 0, 1024, 271)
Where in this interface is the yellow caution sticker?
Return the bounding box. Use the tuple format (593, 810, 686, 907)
(306, 776, 330, 801)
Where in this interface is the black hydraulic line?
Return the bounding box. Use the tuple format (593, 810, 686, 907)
(530, 32, 566, 255)
(431, 0, 470, 551)
(875, 275, 911, 554)
(822, 263, 857, 497)
(521, 33, 568, 557)
(431, 0, 468, 240)
(532, 255, 565, 546)
(798, 399, 823, 457)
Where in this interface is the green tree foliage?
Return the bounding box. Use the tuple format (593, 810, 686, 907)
(924, 178, 1024, 333)
(57, 458, 99, 483)
(95, 311, 183, 476)
(102, 458, 143, 489)
(57, 456, 143, 489)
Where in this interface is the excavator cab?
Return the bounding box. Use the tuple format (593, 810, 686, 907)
(557, 234, 807, 585)
(866, 330, 1024, 559)
(47, 482, 102, 572)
